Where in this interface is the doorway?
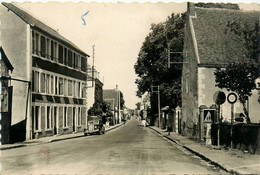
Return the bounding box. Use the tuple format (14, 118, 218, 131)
(73, 107, 76, 132)
(54, 107, 58, 135)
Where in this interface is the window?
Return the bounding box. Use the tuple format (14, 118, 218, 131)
(40, 73, 46, 93)
(46, 74, 50, 94)
(46, 106, 51, 129)
(32, 71, 35, 92)
(50, 75, 54, 94)
(46, 38, 51, 59)
(59, 77, 63, 95)
(32, 31, 36, 54)
(78, 55, 81, 70)
(64, 107, 67, 127)
(51, 40, 54, 61)
(75, 54, 78, 69)
(55, 76, 59, 95)
(64, 47, 68, 65)
(81, 56, 86, 72)
(52, 41, 58, 62)
(33, 106, 40, 131)
(68, 50, 72, 67)
(35, 33, 40, 55)
(75, 81, 78, 97)
(35, 71, 40, 92)
(78, 82, 81, 97)
(72, 53, 76, 68)
(54, 42, 58, 62)
(68, 80, 72, 96)
(40, 35, 46, 57)
(51, 107, 53, 128)
(73, 81, 76, 97)
(64, 79, 68, 96)
(78, 108, 81, 126)
(58, 45, 63, 64)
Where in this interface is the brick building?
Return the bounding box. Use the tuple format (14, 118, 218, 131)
(0, 2, 89, 142)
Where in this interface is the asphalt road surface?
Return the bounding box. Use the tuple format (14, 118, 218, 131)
(1, 118, 227, 174)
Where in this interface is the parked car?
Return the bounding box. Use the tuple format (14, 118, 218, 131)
(84, 117, 105, 136)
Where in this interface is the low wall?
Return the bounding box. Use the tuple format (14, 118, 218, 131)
(212, 123, 260, 154)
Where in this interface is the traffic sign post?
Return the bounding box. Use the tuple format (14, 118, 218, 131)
(203, 109, 215, 145)
(227, 92, 238, 149)
(213, 91, 226, 149)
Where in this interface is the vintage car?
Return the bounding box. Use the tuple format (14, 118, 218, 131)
(84, 117, 105, 136)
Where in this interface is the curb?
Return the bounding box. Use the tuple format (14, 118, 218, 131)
(1, 123, 125, 151)
(148, 126, 234, 174)
(0, 144, 26, 151)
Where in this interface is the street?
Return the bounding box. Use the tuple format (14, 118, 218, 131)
(1, 119, 227, 174)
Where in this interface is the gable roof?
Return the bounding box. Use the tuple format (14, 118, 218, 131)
(190, 7, 259, 66)
(0, 46, 14, 72)
(103, 89, 119, 105)
(2, 2, 89, 57)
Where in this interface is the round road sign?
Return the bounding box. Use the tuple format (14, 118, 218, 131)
(227, 92, 237, 104)
(213, 91, 226, 105)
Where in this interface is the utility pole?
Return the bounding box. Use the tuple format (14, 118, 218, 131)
(92, 45, 95, 87)
(118, 86, 121, 123)
(151, 85, 160, 128)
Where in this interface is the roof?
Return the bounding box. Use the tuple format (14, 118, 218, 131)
(190, 7, 260, 66)
(0, 46, 14, 71)
(2, 2, 89, 57)
(103, 89, 119, 105)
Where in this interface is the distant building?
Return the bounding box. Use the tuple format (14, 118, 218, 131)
(182, 3, 260, 139)
(0, 47, 14, 144)
(86, 66, 103, 111)
(103, 87, 122, 124)
(0, 2, 89, 142)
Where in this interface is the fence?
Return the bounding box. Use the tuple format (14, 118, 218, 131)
(211, 123, 260, 154)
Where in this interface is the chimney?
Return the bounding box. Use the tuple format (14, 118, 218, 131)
(187, 2, 196, 18)
(116, 85, 118, 91)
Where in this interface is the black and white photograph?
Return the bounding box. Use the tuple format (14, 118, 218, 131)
(0, 0, 259, 174)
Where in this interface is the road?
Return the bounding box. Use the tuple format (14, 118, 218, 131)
(0, 118, 227, 174)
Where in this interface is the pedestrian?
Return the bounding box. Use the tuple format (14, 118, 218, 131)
(142, 119, 146, 129)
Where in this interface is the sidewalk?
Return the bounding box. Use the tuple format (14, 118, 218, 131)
(149, 126, 260, 175)
(0, 122, 124, 151)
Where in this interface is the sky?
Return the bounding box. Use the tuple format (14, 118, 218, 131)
(15, 1, 259, 109)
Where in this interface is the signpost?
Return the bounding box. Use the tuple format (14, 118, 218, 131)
(203, 109, 215, 145)
(227, 92, 238, 149)
(213, 91, 226, 148)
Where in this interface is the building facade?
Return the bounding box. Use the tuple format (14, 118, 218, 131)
(103, 88, 122, 125)
(1, 3, 89, 142)
(182, 3, 260, 139)
(0, 47, 14, 144)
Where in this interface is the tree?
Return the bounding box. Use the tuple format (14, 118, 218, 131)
(215, 63, 257, 123)
(134, 12, 186, 110)
(214, 19, 259, 123)
(119, 91, 125, 108)
(195, 2, 240, 10)
(135, 102, 141, 110)
(88, 100, 111, 116)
